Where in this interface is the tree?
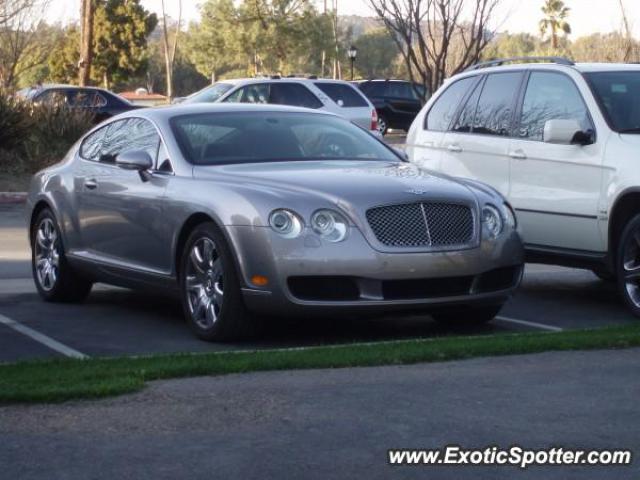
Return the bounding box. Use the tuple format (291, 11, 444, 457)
(78, 0, 95, 86)
(484, 32, 538, 60)
(0, 0, 50, 89)
(367, 0, 501, 98)
(160, 0, 181, 100)
(48, 25, 80, 83)
(92, 0, 157, 88)
(186, 0, 333, 79)
(353, 28, 399, 79)
(0, 0, 39, 27)
(571, 32, 639, 63)
(618, 0, 637, 63)
(539, 0, 571, 50)
(185, 0, 241, 83)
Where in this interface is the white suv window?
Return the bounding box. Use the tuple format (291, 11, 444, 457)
(424, 76, 476, 131)
(472, 72, 521, 136)
(518, 72, 591, 141)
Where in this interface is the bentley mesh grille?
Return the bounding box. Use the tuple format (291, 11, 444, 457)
(365, 202, 475, 248)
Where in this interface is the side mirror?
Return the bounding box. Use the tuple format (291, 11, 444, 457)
(116, 150, 153, 181)
(543, 119, 593, 146)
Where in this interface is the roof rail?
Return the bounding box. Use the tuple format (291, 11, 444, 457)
(465, 56, 575, 71)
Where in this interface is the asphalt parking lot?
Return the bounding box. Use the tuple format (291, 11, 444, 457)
(0, 198, 637, 363)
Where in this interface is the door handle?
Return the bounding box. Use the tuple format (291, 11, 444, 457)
(84, 178, 98, 190)
(447, 144, 462, 153)
(509, 150, 527, 160)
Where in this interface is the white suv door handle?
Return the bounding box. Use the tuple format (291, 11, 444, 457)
(509, 149, 527, 160)
(447, 144, 462, 153)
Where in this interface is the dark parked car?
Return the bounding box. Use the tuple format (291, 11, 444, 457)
(355, 80, 428, 135)
(17, 84, 140, 123)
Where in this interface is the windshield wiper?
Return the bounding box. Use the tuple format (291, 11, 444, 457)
(618, 127, 640, 134)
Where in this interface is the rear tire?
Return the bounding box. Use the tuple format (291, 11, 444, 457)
(179, 222, 259, 341)
(31, 208, 92, 302)
(616, 214, 640, 317)
(377, 114, 388, 136)
(432, 304, 503, 326)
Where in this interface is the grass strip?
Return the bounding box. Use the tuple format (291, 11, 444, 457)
(1, 324, 639, 404)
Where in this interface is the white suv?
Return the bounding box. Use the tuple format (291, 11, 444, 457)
(181, 77, 379, 134)
(406, 57, 640, 316)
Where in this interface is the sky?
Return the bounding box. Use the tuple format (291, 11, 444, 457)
(46, 0, 640, 38)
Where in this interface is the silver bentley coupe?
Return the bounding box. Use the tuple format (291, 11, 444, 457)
(27, 104, 524, 341)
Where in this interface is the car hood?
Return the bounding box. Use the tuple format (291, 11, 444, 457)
(193, 160, 479, 215)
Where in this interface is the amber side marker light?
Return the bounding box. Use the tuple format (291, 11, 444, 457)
(251, 275, 269, 287)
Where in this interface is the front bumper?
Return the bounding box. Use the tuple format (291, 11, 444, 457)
(226, 225, 524, 316)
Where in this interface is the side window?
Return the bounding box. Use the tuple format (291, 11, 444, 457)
(241, 84, 270, 104)
(269, 83, 323, 109)
(80, 126, 108, 161)
(36, 89, 68, 106)
(470, 72, 522, 136)
(452, 80, 483, 133)
(313, 82, 369, 107)
(519, 72, 591, 141)
(387, 82, 415, 99)
(367, 82, 388, 96)
(425, 76, 476, 131)
(222, 87, 244, 103)
(100, 118, 160, 163)
(100, 120, 131, 162)
(126, 118, 161, 160)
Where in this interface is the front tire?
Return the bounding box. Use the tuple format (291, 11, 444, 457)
(31, 208, 92, 302)
(432, 304, 503, 326)
(616, 214, 640, 317)
(179, 222, 258, 341)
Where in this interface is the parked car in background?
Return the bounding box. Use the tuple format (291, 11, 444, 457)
(181, 77, 380, 134)
(355, 79, 428, 136)
(16, 84, 140, 123)
(27, 104, 523, 341)
(406, 56, 640, 317)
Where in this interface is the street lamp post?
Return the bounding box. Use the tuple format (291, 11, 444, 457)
(347, 45, 358, 81)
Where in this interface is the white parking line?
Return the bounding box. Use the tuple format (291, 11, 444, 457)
(0, 313, 89, 359)
(495, 315, 563, 332)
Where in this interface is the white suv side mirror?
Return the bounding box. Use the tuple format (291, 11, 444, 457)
(543, 119, 592, 145)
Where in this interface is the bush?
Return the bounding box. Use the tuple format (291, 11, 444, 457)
(0, 93, 95, 174)
(0, 94, 31, 152)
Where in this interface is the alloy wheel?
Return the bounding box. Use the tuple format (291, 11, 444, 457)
(622, 228, 640, 308)
(34, 218, 60, 292)
(185, 237, 224, 329)
(377, 116, 387, 135)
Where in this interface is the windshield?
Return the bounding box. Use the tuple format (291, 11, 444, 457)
(170, 112, 400, 165)
(585, 71, 640, 132)
(184, 83, 233, 104)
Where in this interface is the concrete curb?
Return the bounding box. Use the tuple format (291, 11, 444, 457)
(0, 192, 27, 205)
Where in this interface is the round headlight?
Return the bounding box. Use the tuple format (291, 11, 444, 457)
(311, 209, 349, 242)
(482, 205, 503, 239)
(269, 209, 303, 238)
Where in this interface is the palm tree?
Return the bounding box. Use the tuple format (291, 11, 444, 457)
(539, 0, 571, 49)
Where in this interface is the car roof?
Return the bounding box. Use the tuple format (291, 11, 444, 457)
(114, 102, 338, 122)
(452, 62, 640, 80)
(31, 84, 112, 92)
(358, 79, 414, 83)
(218, 77, 356, 87)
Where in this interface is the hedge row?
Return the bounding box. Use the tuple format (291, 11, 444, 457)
(0, 94, 95, 174)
